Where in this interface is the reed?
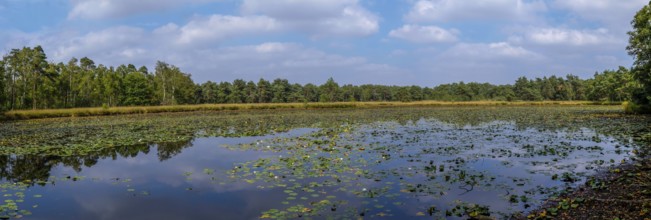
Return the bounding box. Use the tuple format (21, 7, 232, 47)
(2, 101, 619, 120)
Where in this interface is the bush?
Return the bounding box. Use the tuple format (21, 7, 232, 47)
(623, 101, 651, 114)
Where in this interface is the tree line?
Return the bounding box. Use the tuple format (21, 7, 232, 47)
(0, 46, 643, 111)
(3, 2, 651, 112)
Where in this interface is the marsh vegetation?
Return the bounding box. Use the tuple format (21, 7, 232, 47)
(0, 106, 648, 219)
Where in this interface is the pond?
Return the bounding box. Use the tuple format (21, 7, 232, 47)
(0, 106, 648, 219)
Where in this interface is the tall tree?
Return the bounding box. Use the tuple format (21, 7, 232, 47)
(319, 77, 339, 102)
(122, 71, 154, 106)
(154, 61, 176, 105)
(216, 82, 231, 103)
(0, 60, 6, 111)
(154, 61, 195, 105)
(2, 47, 50, 109)
(244, 81, 258, 103)
(302, 83, 319, 102)
(271, 78, 290, 103)
(228, 79, 247, 103)
(627, 1, 651, 112)
(200, 81, 219, 103)
(256, 79, 272, 103)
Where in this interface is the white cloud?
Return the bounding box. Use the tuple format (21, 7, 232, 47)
(407, 42, 547, 84)
(241, 0, 378, 37)
(176, 15, 278, 45)
(241, 0, 356, 20)
(125, 0, 378, 46)
(50, 26, 147, 62)
(68, 0, 218, 19)
(553, 0, 647, 29)
(175, 42, 407, 84)
(255, 42, 290, 53)
(524, 28, 617, 46)
(5, 23, 406, 85)
(2, 0, 640, 87)
(406, 0, 547, 23)
(389, 25, 458, 43)
(442, 42, 541, 60)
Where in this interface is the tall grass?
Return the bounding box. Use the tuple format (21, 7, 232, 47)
(1, 101, 619, 120)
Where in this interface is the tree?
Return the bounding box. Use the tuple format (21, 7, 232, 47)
(396, 87, 412, 102)
(228, 79, 247, 103)
(154, 61, 195, 105)
(245, 81, 258, 103)
(302, 83, 319, 102)
(319, 77, 339, 102)
(271, 79, 290, 103)
(1, 46, 51, 109)
(586, 67, 639, 102)
(489, 85, 515, 101)
(216, 82, 231, 103)
(0, 60, 5, 111)
(257, 79, 272, 103)
(122, 72, 154, 106)
(200, 81, 219, 103)
(100, 66, 123, 107)
(287, 83, 305, 103)
(566, 75, 586, 100)
(340, 84, 358, 102)
(627, 1, 651, 112)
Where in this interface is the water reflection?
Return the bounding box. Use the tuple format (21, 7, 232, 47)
(0, 108, 648, 219)
(0, 140, 195, 184)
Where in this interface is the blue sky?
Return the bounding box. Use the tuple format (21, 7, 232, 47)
(0, 0, 647, 86)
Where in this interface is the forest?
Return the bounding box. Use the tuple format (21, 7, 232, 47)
(0, 46, 642, 111)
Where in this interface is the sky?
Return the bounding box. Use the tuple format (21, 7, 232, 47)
(0, 0, 647, 86)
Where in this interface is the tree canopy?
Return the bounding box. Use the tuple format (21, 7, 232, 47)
(0, 46, 641, 112)
(627, 1, 651, 112)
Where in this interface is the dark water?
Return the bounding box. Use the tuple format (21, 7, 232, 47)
(0, 118, 639, 219)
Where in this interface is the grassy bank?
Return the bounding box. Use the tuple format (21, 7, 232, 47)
(2, 100, 619, 120)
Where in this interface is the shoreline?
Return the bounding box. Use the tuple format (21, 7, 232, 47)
(2, 101, 621, 120)
(516, 158, 651, 219)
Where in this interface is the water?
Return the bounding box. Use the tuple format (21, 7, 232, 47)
(0, 113, 642, 219)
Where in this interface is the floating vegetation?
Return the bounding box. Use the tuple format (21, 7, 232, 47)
(0, 106, 649, 219)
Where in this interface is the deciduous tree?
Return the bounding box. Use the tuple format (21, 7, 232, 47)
(627, 1, 651, 112)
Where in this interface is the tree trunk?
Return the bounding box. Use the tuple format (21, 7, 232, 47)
(10, 72, 15, 110)
(32, 80, 36, 110)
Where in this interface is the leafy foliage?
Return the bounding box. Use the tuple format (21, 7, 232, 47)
(122, 71, 154, 106)
(627, 1, 651, 112)
(0, 47, 641, 111)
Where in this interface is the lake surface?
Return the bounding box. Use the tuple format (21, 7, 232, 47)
(0, 106, 647, 219)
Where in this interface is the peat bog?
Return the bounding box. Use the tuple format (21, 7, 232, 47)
(0, 106, 649, 219)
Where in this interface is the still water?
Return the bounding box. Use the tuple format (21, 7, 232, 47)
(0, 114, 641, 219)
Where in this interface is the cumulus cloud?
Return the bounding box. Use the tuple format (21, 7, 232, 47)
(553, 0, 647, 29)
(1, 0, 640, 86)
(241, 0, 378, 37)
(68, 0, 218, 19)
(406, 0, 547, 23)
(6, 22, 405, 85)
(175, 15, 279, 45)
(389, 25, 458, 43)
(524, 28, 617, 46)
(175, 42, 407, 84)
(50, 26, 150, 64)
(403, 42, 547, 84)
(442, 42, 541, 60)
(241, 0, 356, 20)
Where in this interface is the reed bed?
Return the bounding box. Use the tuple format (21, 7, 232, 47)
(2, 101, 620, 120)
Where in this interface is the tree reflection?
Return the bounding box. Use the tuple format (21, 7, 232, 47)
(0, 138, 194, 184)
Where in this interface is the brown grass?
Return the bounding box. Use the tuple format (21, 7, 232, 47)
(1, 101, 620, 120)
